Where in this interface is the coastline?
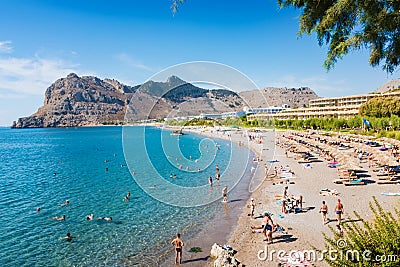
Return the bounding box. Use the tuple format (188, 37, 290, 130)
(159, 126, 272, 266)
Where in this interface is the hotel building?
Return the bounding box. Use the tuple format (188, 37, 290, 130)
(247, 91, 400, 121)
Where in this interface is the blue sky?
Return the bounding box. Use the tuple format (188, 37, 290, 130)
(0, 0, 397, 126)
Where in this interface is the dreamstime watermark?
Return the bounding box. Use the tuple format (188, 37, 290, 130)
(257, 239, 398, 263)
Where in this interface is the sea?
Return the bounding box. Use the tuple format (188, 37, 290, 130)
(0, 126, 255, 266)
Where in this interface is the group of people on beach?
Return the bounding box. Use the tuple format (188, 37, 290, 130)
(319, 198, 344, 224)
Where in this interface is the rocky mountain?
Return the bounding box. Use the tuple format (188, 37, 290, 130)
(239, 87, 318, 108)
(374, 78, 400, 93)
(12, 74, 244, 128)
(12, 73, 320, 128)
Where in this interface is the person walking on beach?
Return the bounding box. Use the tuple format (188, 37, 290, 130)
(296, 195, 303, 210)
(171, 233, 184, 265)
(262, 213, 274, 244)
(334, 199, 344, 224)
(222, 186, 228, 202)
(250, 198, 256, 217)
(320, 201, 328, 224)
(283, 186, 288, 199)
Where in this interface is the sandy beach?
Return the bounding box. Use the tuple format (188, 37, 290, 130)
(162, 126, 399, 266)
(227, 129, 398, 266)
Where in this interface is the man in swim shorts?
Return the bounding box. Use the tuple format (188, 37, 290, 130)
(320, 201, 328, 224)
(171, 233, 184, 265)
(334, 199, 344, 224)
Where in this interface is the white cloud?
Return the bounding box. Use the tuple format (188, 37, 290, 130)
(0, 40, 13, 53)
(115, 53, 152, 71)
(0, 55, 79, 97)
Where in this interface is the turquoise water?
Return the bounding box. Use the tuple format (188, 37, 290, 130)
(0, 126, 254, 266)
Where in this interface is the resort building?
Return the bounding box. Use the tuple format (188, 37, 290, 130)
(199, 111, 245, 120)
(247, 91, 400, 121)
(244, 105, 290, 115)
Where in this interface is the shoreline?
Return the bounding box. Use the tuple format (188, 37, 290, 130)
(159, 126, 273, 266)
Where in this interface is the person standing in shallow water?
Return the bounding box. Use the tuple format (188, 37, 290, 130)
(222, 186, 228, 202)
(171, 233, 184, 265)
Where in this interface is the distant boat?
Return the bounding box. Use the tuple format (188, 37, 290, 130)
(171, 129, 184, 136)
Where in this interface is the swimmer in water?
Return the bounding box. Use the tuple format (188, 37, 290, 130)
(60, 200, 69, 206)
(36, 207, 41, 212)
(86, 214, 94, 220)
(97, 217, 112, 221)
(62, 232, 77, 241)
(123, 192, 131, 201)
(52, 215, 66, 221)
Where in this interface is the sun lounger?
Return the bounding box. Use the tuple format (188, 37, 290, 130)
(280, 172, 295, 179)
(343, 179, 365, 186)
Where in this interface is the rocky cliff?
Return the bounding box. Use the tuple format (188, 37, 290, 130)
(12, 73, 320, 128)
(374, 78, 400, 93)
(239, 87, 319, 108)
(12, 74, 245, 127)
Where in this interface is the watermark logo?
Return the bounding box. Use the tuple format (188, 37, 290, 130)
(122, 61, 272, 207)
(257, 241, 397, 263)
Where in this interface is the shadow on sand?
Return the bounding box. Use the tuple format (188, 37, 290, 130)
(271, 234, 298, 244)
(183, 256, 210, 264)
